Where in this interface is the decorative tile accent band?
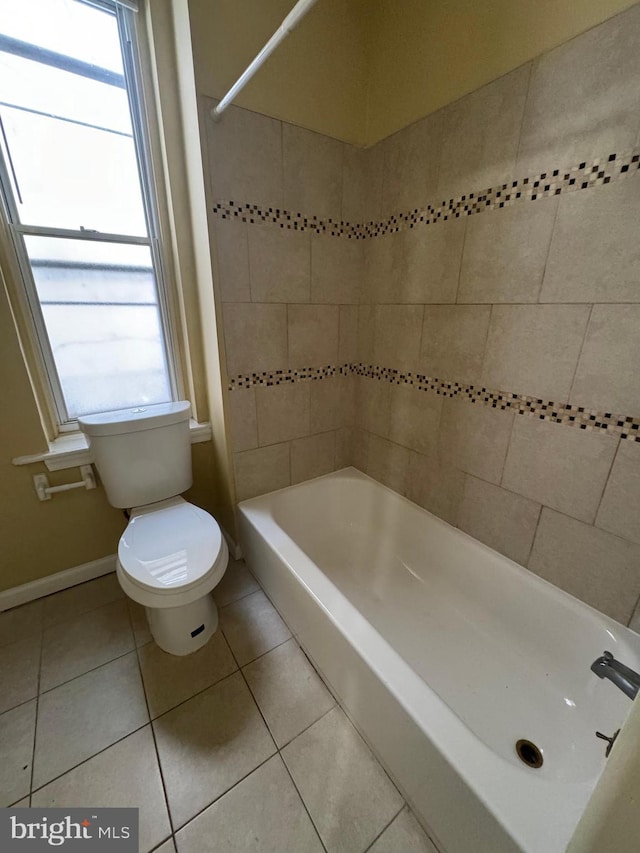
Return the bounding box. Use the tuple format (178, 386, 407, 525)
(213, 148, 640, 239)
(228, 363, 640, 442)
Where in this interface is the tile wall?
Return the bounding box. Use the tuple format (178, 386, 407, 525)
(202, 3, 640, 626)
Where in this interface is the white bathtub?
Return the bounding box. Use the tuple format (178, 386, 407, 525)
(238, 468, 640, 853)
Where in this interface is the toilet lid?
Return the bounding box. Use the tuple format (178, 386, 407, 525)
(118, 498, 223, 592)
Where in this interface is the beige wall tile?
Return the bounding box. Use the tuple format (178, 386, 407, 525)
(458, 196, 558, 303)
(335, 427, 355, 469)
(234, 443, 290, 502)
(207, 105, 282, 207)
(355, 377, 391, 437)
(357, 305, 376, 362)
(630, 598, 640, 633)
(256, 384, 310, 446)
(481, 304, 590, 401)
(288, 305, 340, 366)
(283, 125, 343, 219)
(399, 219, 466, 304)
(439, 397, 514, 484)
(596, 439, 640, 545)
(570, 305, 640, 414)
(374, 305, 423, 371)
(291, 432, 336, 484)
(388, 384, 443, 457)
(248, 225, 311, 303)
(437, 65, 530, 200)
(528, 508, 640, 624)
(405, 450, 465, 526)
(309, 375, 355, 434)
(350, 427, 370, 472)
(227, 388, 257, 452)
(457, 476, 541, 566)
(502, 417, 617, 523)
(365, 434, 412, 494)
(541, 178, 640, 304)
(362, 232, 403, 304)
(338, 305, 358, 363)
(380, 112, 443, 214)
(311, 235, 363, 304)
(343, 145, 384, 223)
(223, 304, 288, 376)
(214, 218, 250, 302)
(517, 5, 640, 177)
(419, 305, 491, 384)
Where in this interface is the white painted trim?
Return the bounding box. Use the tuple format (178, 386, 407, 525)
(0, 555, 116, 612)
(12, 419, 212, 471)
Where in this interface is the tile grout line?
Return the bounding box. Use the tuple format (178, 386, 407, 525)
(129, 601, 177, 843)
(361, 803, 405, 853)
(220, 617, 329, 851)
(27, 615, 46, 805)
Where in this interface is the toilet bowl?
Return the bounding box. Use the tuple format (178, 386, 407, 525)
(78, 401, 229, 656)
(117, 497, 229, 655)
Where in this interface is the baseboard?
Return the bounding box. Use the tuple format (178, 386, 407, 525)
(0, 554, 117, 612)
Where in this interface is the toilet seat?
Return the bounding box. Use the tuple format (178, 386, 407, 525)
(118, 496, 227, 597)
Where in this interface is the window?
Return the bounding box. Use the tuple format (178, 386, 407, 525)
(0, 0, 178, 426)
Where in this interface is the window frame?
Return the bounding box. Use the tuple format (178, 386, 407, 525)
(0, 0, 183, 431)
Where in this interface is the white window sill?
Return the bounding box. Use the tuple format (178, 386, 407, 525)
(12, 419, 212, 472)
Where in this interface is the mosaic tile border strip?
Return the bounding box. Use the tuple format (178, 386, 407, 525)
(229, 362, 640, 442)
(212, 147, 640, 239)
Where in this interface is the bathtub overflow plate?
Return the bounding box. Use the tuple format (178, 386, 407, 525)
(515, 739, 543, 769)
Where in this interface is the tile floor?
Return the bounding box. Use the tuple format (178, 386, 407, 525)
(0, 561, 438, 853)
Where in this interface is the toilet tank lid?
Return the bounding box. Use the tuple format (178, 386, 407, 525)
(78, 401, 191, 437)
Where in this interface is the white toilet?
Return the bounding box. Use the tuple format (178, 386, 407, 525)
(78, 401, 228, 656)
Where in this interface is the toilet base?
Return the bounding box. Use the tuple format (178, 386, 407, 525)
(146, 593, 218, 656)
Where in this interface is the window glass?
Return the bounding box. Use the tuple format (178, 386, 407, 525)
(0, 0, 175, 421)
(25, 236, 171, 418)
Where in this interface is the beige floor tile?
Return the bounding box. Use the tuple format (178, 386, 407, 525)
(175, 755, 323, 853)
(220, 591, 291, 666)
(128, 600, 152, 647)
(0, 700, 36, 807)
(43, 573, 123, 628)
(139, 630, 237, 719)
(32, 727, 171, 853)
(282, 706, 403, 853)
(0, 599, 43, 648)
(213, 560, 260, 608)
(368, 807, 437, 853)
(40, 600, 134, 692)
(0, 635, 41, 714)
(153, 671, 276, 829)
(10, 797, 31, 807)
(155, 840, 176, 853)
(243, 639, 335, 747)
(33, 652, 148, 788)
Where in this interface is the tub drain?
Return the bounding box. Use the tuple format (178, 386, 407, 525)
(515, 739, 543, 768)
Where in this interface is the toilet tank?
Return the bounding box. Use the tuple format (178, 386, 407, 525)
(78, 401, 193, 509)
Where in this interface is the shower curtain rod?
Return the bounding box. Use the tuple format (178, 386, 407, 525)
(210, 0, 319, 120)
